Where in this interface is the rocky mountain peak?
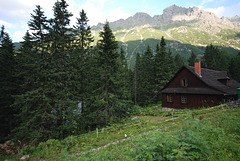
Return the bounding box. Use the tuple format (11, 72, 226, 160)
(163, 4, 188, 17)
(133, 12, 152, 19)
(92, 4, 239, 33)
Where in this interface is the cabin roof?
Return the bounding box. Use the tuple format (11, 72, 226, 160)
(161, 66, 240, 95)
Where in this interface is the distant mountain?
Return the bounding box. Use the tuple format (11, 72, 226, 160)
(92, 4, 240, 68)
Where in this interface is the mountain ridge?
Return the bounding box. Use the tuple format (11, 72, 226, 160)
(92, 4, 240, 68)
(92, 4, 240, 32)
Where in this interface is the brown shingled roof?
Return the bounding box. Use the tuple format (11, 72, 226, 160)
(186, 66, 240, 95)
(161, 66, 240, 95)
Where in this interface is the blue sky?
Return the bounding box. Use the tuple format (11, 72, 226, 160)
(0, 0, 240, 42)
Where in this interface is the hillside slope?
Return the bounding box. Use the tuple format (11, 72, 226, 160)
(3, 104, 240, 160)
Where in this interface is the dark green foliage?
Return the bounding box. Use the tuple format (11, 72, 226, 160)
(138, 46, 155, 106)
(155, 37, 175, 98)
(229, 52, 240, 82)
(2, 1, 239, 147)
(132, 37, 176, 106)
(188, 50, 197, 66)
(81, 23, 132, 130)
(203, 44, 232, 71)
(0, 26, 15, 142)
(73, 9, 94, 54)
(12, 2, 82, 143)
(174, 53, 184, 69)
(28, 5, 48, 53)
(133, 53, 141, 105)
(49, 0, 73, 54)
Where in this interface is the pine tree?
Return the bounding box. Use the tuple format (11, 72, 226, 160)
(28, 5, 48, 54)
(139, 45, 155, 105)
(0, 26, 15, 142)
(188, 50, 197, 66)
(133, 53, 141, 105)
(203, 44, 218, 69)
(155, 36, 175, 90)
(175, 53, 184, 69)
(229, 52, 240, 82)
(203, 44, 231, 71)
(84, 22, 130, 127)
(12, 1, 80, 142)
(12, 30, 55, 143)
(116, 48, 132, 105)
(73, 9, 93, 54)
(49, 0, 73, 54)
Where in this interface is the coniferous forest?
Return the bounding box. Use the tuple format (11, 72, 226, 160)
(1, 0, 240, 146)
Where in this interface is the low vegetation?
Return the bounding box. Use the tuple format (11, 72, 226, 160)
(2, 103, 240, 160)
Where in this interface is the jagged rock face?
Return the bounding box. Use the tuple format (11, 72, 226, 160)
(228, 16, 240, 22)
(92, 4, 240, 35)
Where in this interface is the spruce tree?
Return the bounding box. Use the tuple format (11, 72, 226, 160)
(203, 44, 231, 71)
(116, 48, 132, 106)
(84, 22, 130, 127)
(133, 53, 142, 105)
(188, 50, 197, 66)
(12, 30, 55, 143)
(175, 53, 184, 69)
(12, 1, 80, 142)
(28, 5, 48, 54)
(0, 26, 15, 142)
(73, 9, 93, 54)
(139, 45, 155, 105)
(229, 52, 240, 82)
(155, 36, 175, 89)
(49, 0, 73, 54)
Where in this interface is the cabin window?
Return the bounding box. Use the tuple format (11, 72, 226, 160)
(181, 96, 187, 104)
(167, 95, 173, 103)
(181, 79, 188, 87)
(226, 79, 231, 87)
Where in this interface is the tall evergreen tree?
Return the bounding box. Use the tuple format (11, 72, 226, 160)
(73, 9, 93, 54)
(188, 50, 197, 66)
(84, 22, 131, 127)
(138, 45, 155, 105)
(28, 5, 48, 54)
(203, 44, 231, 71)
(0, 26, 15, 142)
(155, 36, 175, 91)
(12, 1, 80, 142)
(203, 44, 218, 69)
(175, 53, 184, 69)
(49, 0, 73, 54)
(12, 30, 55, 143)
(229, 52, 240, 82)
(133, 53, 142, 105)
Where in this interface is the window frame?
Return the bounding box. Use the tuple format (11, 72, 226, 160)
(181, 95, 187, 104)
(167, 94, 173, 103)
(181, 78, 188, 87)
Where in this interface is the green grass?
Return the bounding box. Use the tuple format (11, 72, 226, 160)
(3, 103, 240, 160)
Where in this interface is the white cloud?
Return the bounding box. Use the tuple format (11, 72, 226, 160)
(108, 7, 131, 22)
(0, 0, 131, 41)
(142, 0, 145, 4)
(199, 0, 214, 9)
(76, 0, 130, 26)
(0, 20, 13, 28)
(204, 6, 226, 17)
(12, 31, 25, 42)
(203, 2, 240, 17)
(91, 0, 109, 7)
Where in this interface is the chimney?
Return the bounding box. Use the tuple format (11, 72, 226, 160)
(194, 61, 201, 76)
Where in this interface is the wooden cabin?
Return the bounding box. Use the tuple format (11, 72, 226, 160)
(161, 62, 240, 108)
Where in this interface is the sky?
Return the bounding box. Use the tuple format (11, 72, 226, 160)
(0, 0, 240, 42)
